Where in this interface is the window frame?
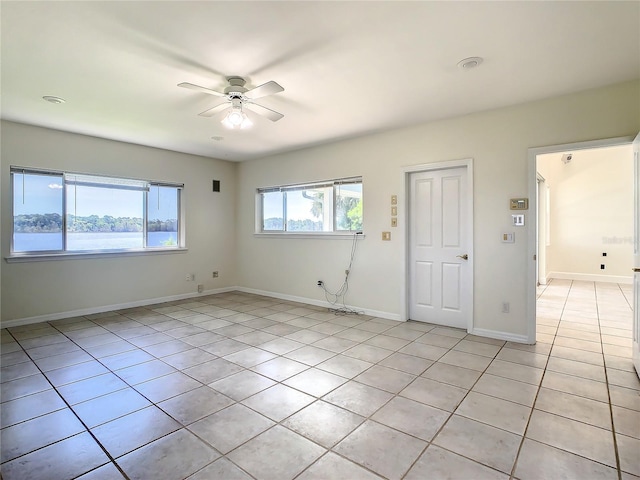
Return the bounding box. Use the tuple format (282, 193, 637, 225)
(8, 166, 185, 261)
(256, 176, 363, 236)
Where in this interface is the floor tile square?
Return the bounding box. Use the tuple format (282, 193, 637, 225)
(617, 433, 640, 476)
(134, 371, 202, 403)
(158, 385, 234, 425)
(472, 373, 539, 406)
(400, 377, 467, 411)
(91, 405, 181, 458)
(284, 345, 336, 365)
(354, 364, 416, 393)
(183, 358, 243, 384)
(455, 391, 531, 435)
(242, 384, 315, 421)
(342, 343, 393, 363)
(535, 387, 612, 430)
(252, 357, 309, 381)
(372, 396, 449, 441)
(0, 432, 108, 480)
(434, 414, 521, 474)
(323, 381, 394, 417)
(187, 457, 253, 480)
(1, 374, 52, 403)
(209, 369, 276, 401)
(116, 429, 219, 479)
(72, 387, 151, 427)
(334, 420, 426, 480)
(515, 438, 617, 480)
(189, 403, 274, 453)
(405, 444, 508, 480)
(378, 352, 433, 375)
(1, 408, 85, 463)
(526, 409, 616, 468)
(228, 425, 325, 480)
(297, 452, 383, 480)
(0, 389, 67, 427)
(284, 368, 348, 397)
(316, 355, 372, 378)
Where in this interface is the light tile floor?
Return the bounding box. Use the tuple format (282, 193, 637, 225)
(1, 280, 639, 479)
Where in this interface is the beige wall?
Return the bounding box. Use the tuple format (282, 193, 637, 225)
(1, 122, 238, 323)
(2, 80, 639, 338)
(236, 80, 640, 340)
(537, 144, 633, 282)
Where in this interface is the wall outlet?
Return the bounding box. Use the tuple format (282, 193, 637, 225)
(382, 231, 391, 241)
(185, 273, 195, 281)
(197, 284, 204, 293)
(502, 302, 510, 313)
(212, 271, 219, 278)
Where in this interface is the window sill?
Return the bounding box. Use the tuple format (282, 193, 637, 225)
(254, 233, 365, 240)
(5, 247, 188, 263)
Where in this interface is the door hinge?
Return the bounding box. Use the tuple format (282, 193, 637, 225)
(533, 254, 537, 261)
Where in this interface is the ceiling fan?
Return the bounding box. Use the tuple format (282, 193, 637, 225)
(178, 76, 284, 129)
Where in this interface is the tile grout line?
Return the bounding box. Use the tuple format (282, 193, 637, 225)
(3, 326, 132, 480)
(508, 277, 569, 480)
(595, 283, 623, 480)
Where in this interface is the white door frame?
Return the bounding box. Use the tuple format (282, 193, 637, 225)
(526, 136, 634, 344)
(401, 158, 474, 331)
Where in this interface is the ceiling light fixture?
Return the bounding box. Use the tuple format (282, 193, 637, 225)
(457, 57, 483, 70)
(221, 98, 253, 129)
(42, 95, 66, 104)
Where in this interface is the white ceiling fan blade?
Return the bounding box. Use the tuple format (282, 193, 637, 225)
(245, 102, 284, 122)
(198, 102, 230, 117)
(178, 82, 225, 97)
(244, 81, 284, 100)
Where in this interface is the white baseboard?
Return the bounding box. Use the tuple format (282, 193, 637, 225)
(548, 271, 633, 285)
(471, 328, 530, 344)
(1, 287, 238, 329)
(236, 287, 402, 322)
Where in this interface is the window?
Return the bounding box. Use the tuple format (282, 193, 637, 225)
(11, 167, 183, 255)
(258, 177, 363, 233)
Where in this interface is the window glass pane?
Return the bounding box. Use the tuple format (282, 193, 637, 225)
(66, 183, 144, 250)
(262, 191, 284, 231)
(147, 185, 179, 247)
(336, 183, 363, 231)
(286, 186, 332, 232)
(12, 172, 63, 252)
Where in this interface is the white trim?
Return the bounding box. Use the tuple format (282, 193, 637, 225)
(5, 248, 188, 263)
(471, 328, 530, 345)
(527, 135, 635, 344)
(400, 158, 474, 332)
(548, 272, 633, 285)
(236, 287, 402, 321)
(254, 233, 364, 240)
(0, 287, 237, 328)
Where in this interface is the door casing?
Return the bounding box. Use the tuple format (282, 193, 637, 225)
(527, 136, 635, 344)
(401, 158, 474, 331)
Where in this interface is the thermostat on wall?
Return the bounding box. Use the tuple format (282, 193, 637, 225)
(510, 198, 528, 210)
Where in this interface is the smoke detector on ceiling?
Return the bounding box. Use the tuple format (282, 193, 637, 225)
(457, 57, 483, 70)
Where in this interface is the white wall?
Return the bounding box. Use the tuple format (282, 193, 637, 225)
(537, 144, 633, 282)
(1, 121, 237, 324)
(236, 81, 640, 340)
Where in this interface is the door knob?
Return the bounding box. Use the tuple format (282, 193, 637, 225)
(457, 254, 469, 260)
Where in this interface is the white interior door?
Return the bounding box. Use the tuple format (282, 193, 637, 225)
(633, 132, 640, 378)
(409, 167, 470, 329)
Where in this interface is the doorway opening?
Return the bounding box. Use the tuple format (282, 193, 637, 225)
(527, 137, 635, 344)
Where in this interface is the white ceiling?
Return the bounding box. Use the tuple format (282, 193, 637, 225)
(2, 1, 639, 162)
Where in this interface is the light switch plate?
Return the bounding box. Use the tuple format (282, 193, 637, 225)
(512, 214, 525, 226)
(502, 232, 515, 243)
(391, 218, 398, 227)
(391, 206, 397, 216)
(391, 195, 398, 205)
